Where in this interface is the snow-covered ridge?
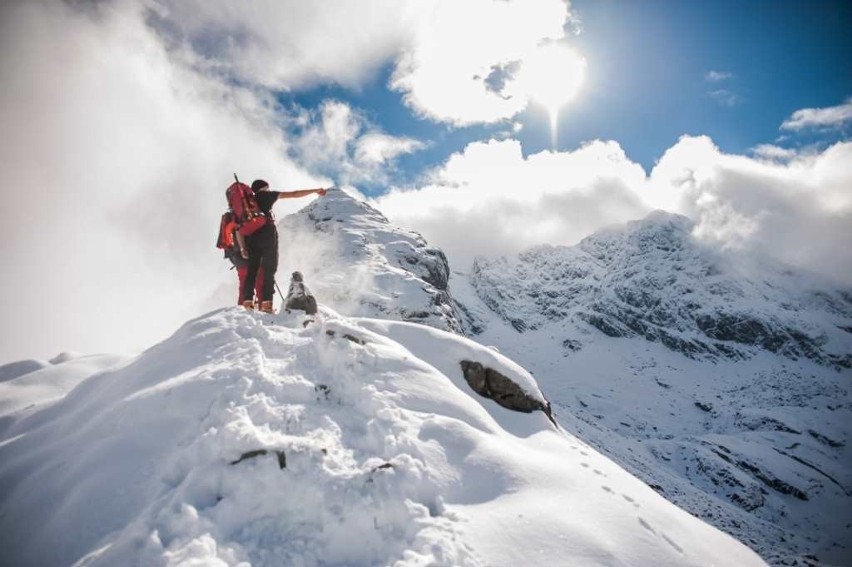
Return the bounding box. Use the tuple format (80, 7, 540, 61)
(278, 189, 462, 333)
(0, 307, 765, 566)
(469, 211, 852, 368)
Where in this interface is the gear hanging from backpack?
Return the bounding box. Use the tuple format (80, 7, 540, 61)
(216, 211, 237, 251)
(216, 210, 247, 268)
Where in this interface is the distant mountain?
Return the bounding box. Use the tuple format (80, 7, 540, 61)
(468, 211, 851, 368)
(455, 210, 852, 565)
(278, 188, 462, 333)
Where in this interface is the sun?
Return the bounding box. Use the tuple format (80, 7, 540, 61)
(516, 43, 587, 146)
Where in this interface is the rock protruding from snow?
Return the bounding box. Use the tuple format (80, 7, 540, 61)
(278, 188, 462, 333)
(469, 210, 852, 368)
(460, 360, 555, 423)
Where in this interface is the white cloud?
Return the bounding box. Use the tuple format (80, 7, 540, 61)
(373, 136, 852, 284)
(286, 100, 425, 185)
(652, 137, 852, 279)
(0, 0, 580, 362)
(751, 144, 798, 162)
(152, 0, 581, 127)
(781, 97, 852, 131)
(0, 0, 324, 362)
(374, 139, 650, 266)
(148, 0, 420, 89)
(391, 0, 578, 125)
(355, 133, 425, 165)
(709, 89, 741, 107)
(705, 70, 732, 82)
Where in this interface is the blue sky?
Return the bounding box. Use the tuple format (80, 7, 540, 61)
(2, 0, 851, 361)
(281, 0, 851, 192)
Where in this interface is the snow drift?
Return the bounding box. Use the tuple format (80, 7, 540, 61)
(0, 306, 765, 566)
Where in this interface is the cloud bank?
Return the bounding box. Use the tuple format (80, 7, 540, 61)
(374, 136, 852, 284)
(285, 100, 425, 186)
(152, 0, 579, 126)
(0, 0, 324, 362)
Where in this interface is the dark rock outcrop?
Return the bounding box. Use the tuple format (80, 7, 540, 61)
(230, 449, 287, 469)
(460, 360, 555, 424)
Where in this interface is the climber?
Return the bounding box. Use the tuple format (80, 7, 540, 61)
(240, 180, 327, 313)
(217, 211, 266, 304)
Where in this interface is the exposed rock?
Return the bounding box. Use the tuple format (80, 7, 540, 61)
(460, 360, 554, 424)
(735, 459, 808, 501)
(230, 449, 286, 469)
(807, 429, 844, 448)
(325, 330, 367, 345)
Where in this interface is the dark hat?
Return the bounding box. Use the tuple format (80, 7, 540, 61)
(251, 179, 269, 192)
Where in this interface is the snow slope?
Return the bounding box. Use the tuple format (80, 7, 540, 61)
(0, 353, 128, 420)
(458, 211, 852, 565)
(0, 307, 765, 567)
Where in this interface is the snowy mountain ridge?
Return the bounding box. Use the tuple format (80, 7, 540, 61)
(468, 211, 852, 368)
(0, 307, 765, 566)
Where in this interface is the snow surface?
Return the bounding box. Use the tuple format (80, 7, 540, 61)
(0, 353, 127, 419)
(0, 307, 765, 566)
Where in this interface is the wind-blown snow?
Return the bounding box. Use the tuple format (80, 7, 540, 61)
(0, 307, 764, 566)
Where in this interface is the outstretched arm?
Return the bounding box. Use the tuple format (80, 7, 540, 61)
(277, 187, 327, 200)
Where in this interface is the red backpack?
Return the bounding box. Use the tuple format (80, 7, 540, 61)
(225, 174, 267, 236)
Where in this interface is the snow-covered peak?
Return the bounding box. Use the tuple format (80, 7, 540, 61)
(299, 186, 391, 228)
(577, 210, 694, 263)
(0, 306, 766, 566)
(278, 189, 462, 333)
(470, 210, 852, 367)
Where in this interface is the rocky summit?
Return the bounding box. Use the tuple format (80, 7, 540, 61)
(278, 188, 462, 334)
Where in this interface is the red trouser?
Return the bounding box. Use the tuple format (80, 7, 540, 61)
(236, 265, 265, 304)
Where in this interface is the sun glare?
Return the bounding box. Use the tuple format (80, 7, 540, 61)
(517, 43, 587, 146)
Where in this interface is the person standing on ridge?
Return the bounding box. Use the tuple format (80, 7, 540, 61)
(220, 215, 264, 305)
(241, 180, 327, 313)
